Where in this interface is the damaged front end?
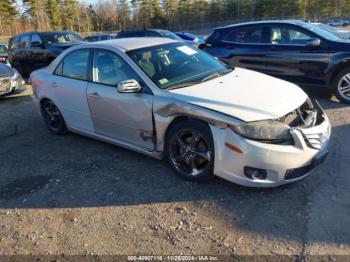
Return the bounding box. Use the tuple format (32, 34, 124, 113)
(231, 98, 330, 150)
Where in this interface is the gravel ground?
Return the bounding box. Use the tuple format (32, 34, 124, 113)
(0, 86, 349, 259)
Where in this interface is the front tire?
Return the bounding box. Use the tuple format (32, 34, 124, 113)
(333, 68, 350, 104)
(165, 119, 215, 181)
(41, 100, 67, 135)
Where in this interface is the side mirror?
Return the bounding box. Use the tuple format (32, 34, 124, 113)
(117, 79, 142, 93)
(306, 38, 321, 48)
(198, 42, 211, 50)
(31, 41, 43, 48)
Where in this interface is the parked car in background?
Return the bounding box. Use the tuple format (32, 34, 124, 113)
(8, 31, 83, 78)
(200, 20, 350, 104)
(0, 44, 8, 64)
(314, 23, 350, 39)
(31, 38, 330, 188)
(116, 29, 184, 41)
(327, 19, 347, 27)
(0, 63, 25, 96)
(85, 34, 115, 42)
(175, 32, 204, 46)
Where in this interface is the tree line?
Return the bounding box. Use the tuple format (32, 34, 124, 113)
(1, 0, 350, 36)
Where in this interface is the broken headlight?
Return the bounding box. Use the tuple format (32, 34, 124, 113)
(231, 120, 293, 144)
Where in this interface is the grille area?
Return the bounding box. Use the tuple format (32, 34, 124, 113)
(303, 133, 325, 150)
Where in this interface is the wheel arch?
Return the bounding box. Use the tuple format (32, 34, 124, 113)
(159, 115, 213, 153)
(330, 60, 350, 85)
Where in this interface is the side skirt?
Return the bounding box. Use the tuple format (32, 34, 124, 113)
(68, 127, 164, 160)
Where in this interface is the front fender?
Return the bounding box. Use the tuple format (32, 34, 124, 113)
(152, 96, 243, 152)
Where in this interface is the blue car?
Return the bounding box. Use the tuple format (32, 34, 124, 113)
(175, 32, 204, 46)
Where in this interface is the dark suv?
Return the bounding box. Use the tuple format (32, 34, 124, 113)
(200, 20, 350, 104)
(8, 31, 82, 77)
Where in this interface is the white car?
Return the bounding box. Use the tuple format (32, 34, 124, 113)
(30, 38, 331, 188)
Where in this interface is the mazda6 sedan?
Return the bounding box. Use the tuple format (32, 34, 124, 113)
(30, 38, 331, 187)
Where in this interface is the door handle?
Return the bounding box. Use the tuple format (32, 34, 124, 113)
(50, 82, 58, 88)
(88, 91, 100, 97)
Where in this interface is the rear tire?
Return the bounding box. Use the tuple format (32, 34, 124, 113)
(40, 100, 67, 135)
(165, 119, 215, 182)
(333, 68, 350, 104)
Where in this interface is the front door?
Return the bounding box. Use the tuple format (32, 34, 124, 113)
(87, 49, 154, 150)
(263, 25, 330, 87)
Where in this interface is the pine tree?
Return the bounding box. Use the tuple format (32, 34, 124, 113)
(46, 0, 62, 30)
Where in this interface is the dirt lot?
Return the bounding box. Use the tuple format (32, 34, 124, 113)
(0, 86, 349, 258)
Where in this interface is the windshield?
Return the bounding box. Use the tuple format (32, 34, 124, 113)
(127, 43, 232, 89)
(0, 45, 7, 53)
(302, 23, 341, 41)
(42, 32, 82, 45)
(157, 31, 182, 41)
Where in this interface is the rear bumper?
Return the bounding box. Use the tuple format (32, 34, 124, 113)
(211, 105, 331, 188)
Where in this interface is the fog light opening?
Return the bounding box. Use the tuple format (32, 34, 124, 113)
(244, 166, 267, 180)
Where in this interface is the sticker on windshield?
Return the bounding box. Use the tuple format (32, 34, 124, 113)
(176, 46, 197, 56)
(159, 78, 169, 85)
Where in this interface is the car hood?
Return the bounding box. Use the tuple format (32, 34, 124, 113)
(168, 68, 308, 122)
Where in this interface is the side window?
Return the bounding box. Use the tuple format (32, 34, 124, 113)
(55, 49, 89, 80)
(55, 61, 63, 75)
(270, 27, 312, 45)
(133, 31, 146, 37)
(100, 36, 109, 40)
(10, 37, 20, 49)
(289, 29, 311, 44)
(147, 31, 160, 37)
(93, 49, 139, 86)
(87, 36, 98, 42)
(223, 26, 263, 44)
(19, 35, 30, 48)
(31, 34, 42, 47)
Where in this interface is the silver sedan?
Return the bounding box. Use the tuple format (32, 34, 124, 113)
(0, 63, 25, 96)
(30, 38, 330, 187)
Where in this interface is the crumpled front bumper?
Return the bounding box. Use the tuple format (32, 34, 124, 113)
(210, 102, 331, 188)
(0, 72, 26, 96)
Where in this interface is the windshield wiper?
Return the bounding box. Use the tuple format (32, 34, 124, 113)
(200, 72, 223, 83)
(167, 82, 199, 90)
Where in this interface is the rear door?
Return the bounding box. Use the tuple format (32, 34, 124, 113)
(206, 25, 271, 73)
(264, 24, 330, 87)
(86, 48, 154, 150)
(49, 48, 95, 132)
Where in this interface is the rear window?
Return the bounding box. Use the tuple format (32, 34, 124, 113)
(55, 49, 89, 81)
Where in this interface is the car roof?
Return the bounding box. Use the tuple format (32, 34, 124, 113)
(215, 19, 308, 30)
(12, 31, 76, 38)
(82, 37, 177, 51)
